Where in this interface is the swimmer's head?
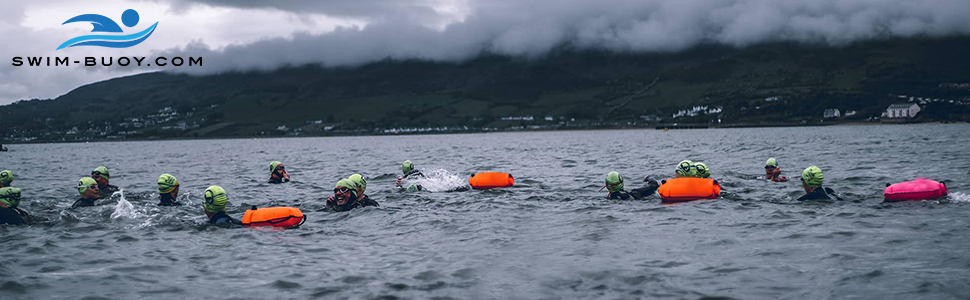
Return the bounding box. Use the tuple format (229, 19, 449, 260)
(801, 166, 824, 188)
(605, 171, 624, 193)
(694, 162, 711, 178)
(0, 187, 22, 208)
(348, 174, 366, 194)
(765, 158, 778, 168)
(402, 160, 414, 174)
(0, 170, 13, 186)
(676, 160, 694, 177)
(334, 179, 357, 206)
(92, 166, 110, 186)
(203, 185, 229, 213)
(157, 174, 179, 194)
(78, 177, 99, 198)
(270, 161, 283, 174)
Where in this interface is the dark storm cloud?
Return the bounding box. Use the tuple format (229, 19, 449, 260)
(159, 0, 970, 74)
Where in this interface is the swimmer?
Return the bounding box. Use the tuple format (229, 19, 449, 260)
(0, 187, 30, 225)
(348, 173, 374, 203)
(269, 161, 290, 183)
(676, 160, 697, 178)
(91, 166, 118, 197)
(0, 170, 13, 188)
(764, 158, 789, 182)
(327, 179, 379, 212)
(72, 177, 100, 208)
(797, 166, 842, 201)
(157, 174, 181, 206)
(203, 186, 241, 225)
(603, 171, 660, 200)
(396, 160, 425, 191)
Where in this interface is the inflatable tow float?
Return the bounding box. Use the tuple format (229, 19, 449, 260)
(657, 177, 721, 204)
(884, 178, 948, 202)
(469, 172, 514, 190)
(241, 206, 306, 228)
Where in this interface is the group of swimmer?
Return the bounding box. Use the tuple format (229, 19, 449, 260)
(0, 155, 908, 226)
(0, 159, 435, 225)
(603, 158, 840, 201)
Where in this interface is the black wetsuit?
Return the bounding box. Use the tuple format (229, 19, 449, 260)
(608, 180, 661, 200)
(158, 194, 181, 206)
(797, 187, 843, 201)
(208, 211, 242, 225)
(326, 194, 379, 212)
(0, 207, 30, 225)
(403, 170, 424, 180)
(268, 172, 289, 184)
(400, 170, 426, 190)
(98, 185, 119, 198)
(71, 198, 97, 209)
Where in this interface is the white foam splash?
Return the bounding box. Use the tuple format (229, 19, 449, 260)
(109, 189, 142, 219)
(948, 192, 970, 203)
(403, 168, 469, 192)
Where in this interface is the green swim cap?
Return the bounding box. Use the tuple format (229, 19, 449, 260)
(402, 160, 414, 174)
(676, 160, 695, 177)
(695, 162, 711, 178)
(92, 166, 109, 180)
(802, 166, 824, 187)
(0, 187, 22, 208)
(766, 158, 778, 167)
(335, 179, 358, 197)
(348, 174, 366, 193)
(204, 185, 229, 212)
(605, 171, 624, 193)
(0, 170, 13, 186)
(78, 177, 97, 195)
(157, 174, 179, 194)
(270, 161, 282, 173)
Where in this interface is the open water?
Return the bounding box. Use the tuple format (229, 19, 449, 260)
(1, 124, 969, 299)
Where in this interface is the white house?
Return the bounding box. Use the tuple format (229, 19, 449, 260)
(886, 103, 920, 118)
(823, 109, 840, 118)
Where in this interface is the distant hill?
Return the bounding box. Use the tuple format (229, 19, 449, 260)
(2, 36, 969, 142)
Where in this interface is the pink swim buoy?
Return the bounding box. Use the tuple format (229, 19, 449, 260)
(884, 178, 948, 202)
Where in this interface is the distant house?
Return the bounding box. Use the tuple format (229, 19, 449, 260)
(844, 110, 857, 117)
(823, 109, 841, 118)
(886, 103, 920, 118)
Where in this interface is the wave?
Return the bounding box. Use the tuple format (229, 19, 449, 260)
(56, 22, 158, 50)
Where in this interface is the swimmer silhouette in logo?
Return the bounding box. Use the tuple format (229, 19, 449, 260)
(57, 9, 158, 50)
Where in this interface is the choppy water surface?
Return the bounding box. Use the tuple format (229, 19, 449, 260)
(2, 124, 970, 299)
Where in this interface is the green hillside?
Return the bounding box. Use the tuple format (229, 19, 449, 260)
(2, 37, 969, 142)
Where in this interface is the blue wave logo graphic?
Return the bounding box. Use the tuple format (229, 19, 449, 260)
(56, 9, 157, 50)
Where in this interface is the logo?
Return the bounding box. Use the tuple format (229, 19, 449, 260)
(56, 9, 157, 50)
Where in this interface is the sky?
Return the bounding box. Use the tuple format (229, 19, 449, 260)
(1, 0, 968, 105)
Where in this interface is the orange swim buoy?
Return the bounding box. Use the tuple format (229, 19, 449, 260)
(469, 172, 514, 190)
(657, 177, 721, 203)
(241, 206, 306, 228)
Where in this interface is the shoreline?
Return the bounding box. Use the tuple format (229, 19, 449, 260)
(1, 120, 962, 146)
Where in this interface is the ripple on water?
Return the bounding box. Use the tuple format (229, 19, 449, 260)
(267, 280, 302, 290)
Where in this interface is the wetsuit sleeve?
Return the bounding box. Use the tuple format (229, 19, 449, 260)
(15, 208, 32, 225)
(362, 195, 379, 207)
(825, 188, 843, 201)
(404, 170, 425, 180)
